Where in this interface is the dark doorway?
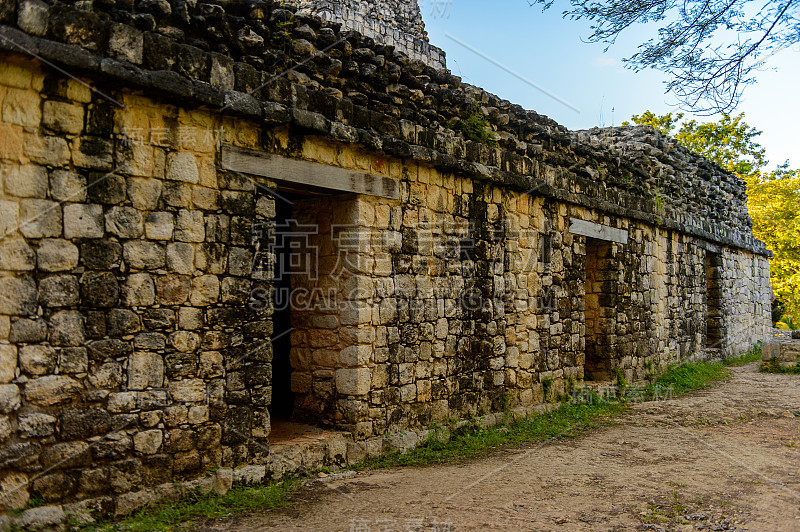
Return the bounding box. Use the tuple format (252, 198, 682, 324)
(705, 252, 723, 350)
(269, 195, 296, 420)
(584, 237, 614, 381)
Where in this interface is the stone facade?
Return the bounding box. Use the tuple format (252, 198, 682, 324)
(286, 0, 447, 68)
(0, 0, 771, 521)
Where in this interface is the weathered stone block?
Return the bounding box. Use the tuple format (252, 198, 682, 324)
(50, 169, 86, 202)
(133, 429, 162, 455)
(190, 275, 219, 306)
(106, 308, 140, 336)
(198, 351, 223, 379)
(156, 274, 190, 305)
(19, 345, 56, 375)
(108, 392, 136, 413)
(174, 209, 205, 242)
(37, 239, 79, 271)
(24, 133, 70, 167)
(0, 345, 16, 383)
(42, 100, 84, 134)
(0, 200, 20, 239)
(335, 367, 371, 395)
(48, 310, 85, 346)
(128, 351, 164, 390)
(38, 275, 80, 307)
(204, 213, 229, 243)
(122, 273, 156, 306)
(128, 178, 163, 210)
(105, 206, 144, 238)
(15, 506, 67, 530)
(0, 275, 37, 315)
(64, 203, 104, 239)
(0, 471, 29, 510)
(59, 347, 88, 374)
(195, 244, 227, 274)
(17, 0, 49, 36)
(4, 164, 48, 198)
(87, 360, 124, 389)
(0, 238, 35, 271)
(80, 240, 122, 269)
(339, 345, 372, 367)
(168, 331, 200, 353)
(59, 408, 112, 440)
(123, 241, 165, 270)
(109, 23, 143, 64)
(169, 379, 206, 402)
(3, 88, 41, 128)
(24, 375, 81, 406)
(166, 242, 194, 274)
(166, 152, 199, 183)
(188, 405, 208, 424)
(145, 211, 174, 240)
(227, 247, 253, 277)
(178, 307, 203, 330)
(18, 413, 56, 438)
(80, 271, 119, 307)
(0, 383, 20, 413)
(40, 441, 91, 469)
(134, 332, 166, 350)
(19, 199, 62, 238)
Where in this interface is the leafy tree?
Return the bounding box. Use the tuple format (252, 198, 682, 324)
(745, 165, 800, 318)
(533, 0, 799, 113)
(624, 111, 800, 318)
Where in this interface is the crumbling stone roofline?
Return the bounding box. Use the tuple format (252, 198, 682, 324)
(0, 0, 767, 256)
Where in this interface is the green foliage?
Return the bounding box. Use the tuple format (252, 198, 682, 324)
(761, 357, 800, 375)
(623, 111, 683, 136)
(89, 480, 300, 531)
(458, 103, 498, 146)
(745, 166, 800, 317)
(776, 315, 800, 331)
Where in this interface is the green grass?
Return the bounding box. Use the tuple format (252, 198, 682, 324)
(723, 342, 763, 366)
(760, 357, 800, 374)
(87, 479, 300, 531)
(643, 359, 731, 398)
(356, 401, 627, 470)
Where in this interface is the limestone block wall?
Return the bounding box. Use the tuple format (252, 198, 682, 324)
(276, 135, 771, 439)
(0, 57, 277, 511)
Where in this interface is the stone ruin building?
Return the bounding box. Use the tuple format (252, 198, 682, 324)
(0, 0, 772, 523)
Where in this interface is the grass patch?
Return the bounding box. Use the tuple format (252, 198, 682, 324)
(643, 359, 731, 398)
(724, 342, 762, 366)
(760, 357, 800, 374)
(87, 479, 300, 531)
(356, 401, 627, 470)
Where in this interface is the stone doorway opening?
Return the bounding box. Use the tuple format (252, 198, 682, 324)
(270, 194, 297, 423)
(584, 237, 615, 381)
(705, 251, 723, 350)
(266, 188, 346, 443)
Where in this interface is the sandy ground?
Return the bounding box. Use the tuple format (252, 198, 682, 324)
(201, 363, 800, 531)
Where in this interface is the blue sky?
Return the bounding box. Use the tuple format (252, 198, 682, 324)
(421, 0, 800, 169)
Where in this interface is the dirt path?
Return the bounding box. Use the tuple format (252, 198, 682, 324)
(203, 364, 800, 531)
